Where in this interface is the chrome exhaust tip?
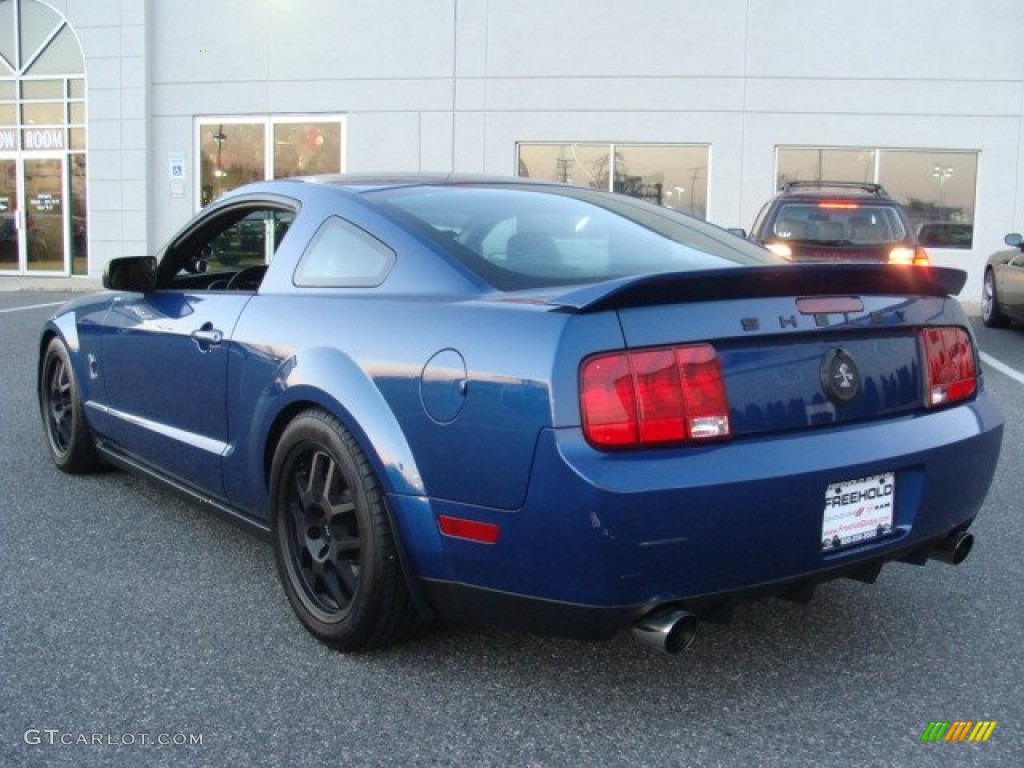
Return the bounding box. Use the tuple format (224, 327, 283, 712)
(929, 530, 974, 566)
(632, 608, 698, 655)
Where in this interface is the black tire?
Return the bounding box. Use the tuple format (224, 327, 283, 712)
(39, 336, 99, 474)
(982, 269, 1010, 328)
(269, 409, 426, 651)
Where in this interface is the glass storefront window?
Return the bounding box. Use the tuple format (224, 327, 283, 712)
(21, 101, 63, 124)
(0, 158, 16, 269)
(0, 1, 87, 276)
(518, 143, 610, 188)
(199, 122, 265, 206)
(879, 150, 977, 248)
(70, 153, 86, 275)
(273, 122, 342, 177)
(19, 0, 59, 58)
(23, 26, 83, 76)
(777, 147, 978, 249)
(777, 148, 876, 187)
(0, 2, 15, 71)
(24, 156, 64, 272)
(21, 78, 62, 99)
(517, 142, 710, 219)
(198, 116, 346, 206)
(615, 144, 709, 219)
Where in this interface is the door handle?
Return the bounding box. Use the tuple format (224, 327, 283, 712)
(191, 324, 223, 346)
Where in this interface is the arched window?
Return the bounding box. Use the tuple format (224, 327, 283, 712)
(0, 0, 87, 276)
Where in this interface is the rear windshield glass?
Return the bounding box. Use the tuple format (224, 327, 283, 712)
(771, 203, 909, 245)
(365, 184, 780, 290)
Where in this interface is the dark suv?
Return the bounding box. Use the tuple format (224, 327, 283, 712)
(747, 181, 929, 266)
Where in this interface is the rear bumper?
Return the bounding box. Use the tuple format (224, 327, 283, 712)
(410, 393, 1003, 639)
(419, 532, 967, 641)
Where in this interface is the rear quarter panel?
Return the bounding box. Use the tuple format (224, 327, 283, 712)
(224, 294, 625, 518)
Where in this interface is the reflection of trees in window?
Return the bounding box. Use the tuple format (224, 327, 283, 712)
(200, 123, 264, 206)
(516, 142, 709, 219)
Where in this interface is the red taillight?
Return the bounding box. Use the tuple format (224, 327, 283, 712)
(580, 343, 730, 449)
(920, 327, 977, 407)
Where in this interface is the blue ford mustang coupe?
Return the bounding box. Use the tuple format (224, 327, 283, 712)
(39, 176, 1003, 654)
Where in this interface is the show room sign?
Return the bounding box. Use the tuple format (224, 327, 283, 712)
(0, 128, 65, 151)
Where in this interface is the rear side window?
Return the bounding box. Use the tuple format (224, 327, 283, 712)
(294, 216, 395, 287)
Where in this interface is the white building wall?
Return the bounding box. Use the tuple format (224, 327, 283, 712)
(69, 0, 1024, 301)
(59, 0, 149, 271)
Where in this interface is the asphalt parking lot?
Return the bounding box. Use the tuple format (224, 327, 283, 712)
(2, 291, 1022, 767)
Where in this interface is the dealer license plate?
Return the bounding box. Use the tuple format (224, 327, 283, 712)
(821, 472, 895, 551)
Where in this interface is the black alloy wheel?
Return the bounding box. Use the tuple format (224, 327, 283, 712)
(270, 410, 425, 650)
(40, 337, 99, 474)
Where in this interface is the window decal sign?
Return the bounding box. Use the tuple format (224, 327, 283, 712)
(22, 129, 64, 150)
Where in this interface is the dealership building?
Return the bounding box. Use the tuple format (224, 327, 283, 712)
(1, 0, 1022, 301)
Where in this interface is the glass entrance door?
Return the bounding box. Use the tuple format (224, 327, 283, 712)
(0, 156, 71, 275)
(24, 156, 66, 274)
(0, 157, 17, 272)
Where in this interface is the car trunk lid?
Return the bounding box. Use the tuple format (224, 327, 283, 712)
(556, 264, 971, 438)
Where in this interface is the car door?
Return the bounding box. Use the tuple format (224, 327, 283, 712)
(98, 202, 295, 497)
(996, 251, 1024, 317)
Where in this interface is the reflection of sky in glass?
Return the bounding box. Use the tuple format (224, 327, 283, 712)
(879, 150, 977, 211)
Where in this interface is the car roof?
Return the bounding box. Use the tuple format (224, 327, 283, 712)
(216, 174, 574, 205)
(772, 181, 899, 203)
(306, 173, 566, 193)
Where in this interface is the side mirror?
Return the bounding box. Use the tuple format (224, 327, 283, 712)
(726, 228, 748, 238)
(1005, 233, 1023, 250)
(103, 256, 157, 292)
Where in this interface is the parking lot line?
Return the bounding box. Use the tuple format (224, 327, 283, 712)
(0, 301, 65, 314)
(980, 351, 1024, 387)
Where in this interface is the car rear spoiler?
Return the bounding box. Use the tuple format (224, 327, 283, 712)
(546, 264, 967, 313)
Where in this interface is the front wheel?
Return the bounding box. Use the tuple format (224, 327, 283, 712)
(982, 269, 1010, 328)
(269, 409, 426, 651)
(39, 336, 99, 473)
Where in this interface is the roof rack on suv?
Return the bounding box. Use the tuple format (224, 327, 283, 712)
(779, 181, 886, 195)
